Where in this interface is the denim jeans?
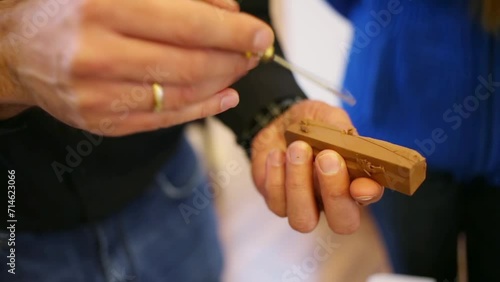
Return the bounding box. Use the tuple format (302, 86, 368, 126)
(370, 171, 500, 282)
(0, 136, 223, 282)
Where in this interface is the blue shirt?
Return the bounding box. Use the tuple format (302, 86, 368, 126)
(326, 0, 500, 185)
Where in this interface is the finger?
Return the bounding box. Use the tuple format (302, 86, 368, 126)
(108, 88, 240, 136)
(264, 149, 286, 217)
(350, 178, 384, 206)
(197, 0, 240, 11)
(75, 75, 244, 113)
(286, 141, 319, 233)
(250, 124, 287, 195)
(315, 149, 360, 234)
(73, 31, 258, 84)
(98, 0, 274, 52)
(299, 100, 355, 131)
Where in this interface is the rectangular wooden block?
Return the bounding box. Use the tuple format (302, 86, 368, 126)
(285, 120, 427, 196)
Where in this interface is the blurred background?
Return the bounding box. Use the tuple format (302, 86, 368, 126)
(187, 1, 461, 281)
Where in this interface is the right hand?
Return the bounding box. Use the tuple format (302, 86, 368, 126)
(1, 0, 274, 135)
(251, 101, 384, 234)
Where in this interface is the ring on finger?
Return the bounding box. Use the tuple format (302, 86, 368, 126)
(152, 83, 164, 113)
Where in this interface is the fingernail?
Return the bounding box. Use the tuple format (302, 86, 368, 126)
(317, 153, 340, 175)
(288, 142, 310, 165)
(355, 196, 374, 202)
(220, 92, 239, 111)
(253, 29, 274, 52)
(268, 149, 284, 167)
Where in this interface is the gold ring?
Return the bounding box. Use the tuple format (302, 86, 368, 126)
(152, 83, 164, 113)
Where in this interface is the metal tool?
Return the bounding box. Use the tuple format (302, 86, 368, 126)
(247, 46, 357, 106)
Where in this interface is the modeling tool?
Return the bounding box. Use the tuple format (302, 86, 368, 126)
(247, 46, 356, 106)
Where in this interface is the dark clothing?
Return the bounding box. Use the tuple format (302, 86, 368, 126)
(1, 108, 184, 231)
(1, 136, 224, 282)
(0, 0, 307, 232)
(371, 172, 500, 282)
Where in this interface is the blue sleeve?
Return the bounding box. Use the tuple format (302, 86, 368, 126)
(324, 0, 359, 18)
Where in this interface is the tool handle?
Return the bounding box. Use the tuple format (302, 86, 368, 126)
(245, 46, 275, 62)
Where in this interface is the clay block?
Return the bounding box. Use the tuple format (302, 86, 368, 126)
(285, 120, 427, 196)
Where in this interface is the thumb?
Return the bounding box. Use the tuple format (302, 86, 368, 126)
(320, 107, 357, 134)
(289, 100, 356, 133)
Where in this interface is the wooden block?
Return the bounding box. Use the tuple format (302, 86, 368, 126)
(285, 120, 427, 196)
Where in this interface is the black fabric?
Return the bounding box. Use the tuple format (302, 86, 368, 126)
(218, 0, 308, 137)
(370, 171, 500, 282)
(237, 96, 305, 156)
(0, 0, 307, 231)
(1, 108, 183, 231)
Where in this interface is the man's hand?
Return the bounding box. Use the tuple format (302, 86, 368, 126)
(0, 0, 273, 135)
(251, 100, 384, 234)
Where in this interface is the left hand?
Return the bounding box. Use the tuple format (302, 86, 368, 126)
(251, 100, 384, 234)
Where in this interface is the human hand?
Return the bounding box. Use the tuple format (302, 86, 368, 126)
(1, 0, 273, 135)
(199, 0, 241, 11)
(251, 100, 384, 234)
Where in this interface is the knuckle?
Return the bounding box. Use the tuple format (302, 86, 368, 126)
(180, 53, 209, 84)
(179, 85, 198, 106)
(84, 57, 114, 76)
(286, 180, 305, 191)
(73, 111, 90, 125)
(69, 97, 88, 117)
(71, 42, 113, 77)
(176, 17, 198, 39)
(81, 0, 105, 21)
(333, 106, 349, 117)
(265, 189, 286, 216)
(324, 188, 346, 200)
(266, 183, 283, 196)
(197, 102, 213, 120)
(170, 86, 196, 110)
(329, 221, 359, 235)
(133, 115, 161, 132)
(182, 15, 206, 42)
(76, 92, 96, 111)
(73, 83, 115, 113)
(111, 124, 137, 137)
(290, 217, 316, 233)
(230, 57, 250, 75)
(267, 201, 286, 218)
